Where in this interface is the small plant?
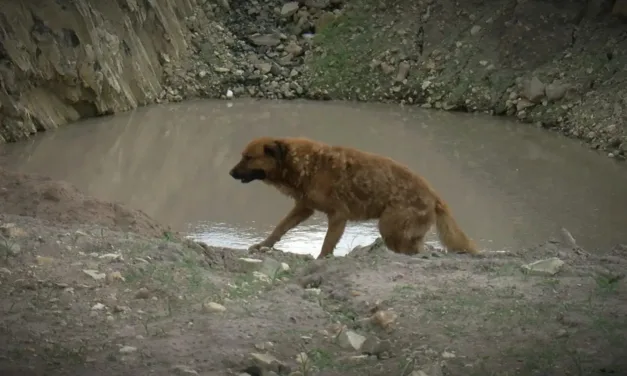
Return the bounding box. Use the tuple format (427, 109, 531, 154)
(398, 354, 417, 376)
(0, 234, 18, 262)
(271, 267, 292, 282)
(162, 231, 175, 242)
(306, 347, 335, 372)
(594, 272, 623, 295)
(295, 343, 314, 375)
(228, 273, 265, 300)
(393, 284, 416, 296)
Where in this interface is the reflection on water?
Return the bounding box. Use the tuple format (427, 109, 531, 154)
(2, 98, 627, 256)
(189, 221, 383, 256)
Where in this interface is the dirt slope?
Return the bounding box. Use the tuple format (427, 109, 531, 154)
(0, 167, 170, 238)
(1, 207, 626, 375)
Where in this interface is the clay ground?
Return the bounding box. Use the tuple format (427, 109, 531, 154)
(1, 168, 627, 376)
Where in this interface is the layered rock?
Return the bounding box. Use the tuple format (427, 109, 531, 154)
(0, 0, 198, 142)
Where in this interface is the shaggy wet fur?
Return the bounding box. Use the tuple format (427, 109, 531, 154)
(229, 137, 479, 259)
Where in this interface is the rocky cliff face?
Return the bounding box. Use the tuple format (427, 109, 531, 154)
(0, 0, 201, 142)
(1, 0, 626, 160)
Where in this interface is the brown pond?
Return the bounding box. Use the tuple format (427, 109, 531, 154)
(2, 99, 626, 256)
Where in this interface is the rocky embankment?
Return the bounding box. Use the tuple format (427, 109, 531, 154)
(1, 0, 627, 158)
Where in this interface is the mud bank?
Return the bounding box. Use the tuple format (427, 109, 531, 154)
(0, 175, 626, 375)
(1, 0, 626, 159)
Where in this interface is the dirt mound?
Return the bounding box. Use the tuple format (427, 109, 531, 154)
(0, 168, 170, 238)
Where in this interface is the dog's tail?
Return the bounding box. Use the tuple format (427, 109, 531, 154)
(434, 196, 479, 254)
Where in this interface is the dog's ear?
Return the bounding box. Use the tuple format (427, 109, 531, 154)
(263, 141, 287, 161)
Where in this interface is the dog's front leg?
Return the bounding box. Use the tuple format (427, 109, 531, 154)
(317, 214, 347, 259)
(249, 202, 314, 251)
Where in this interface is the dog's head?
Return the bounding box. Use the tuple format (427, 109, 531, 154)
(229, 137, 288, 183)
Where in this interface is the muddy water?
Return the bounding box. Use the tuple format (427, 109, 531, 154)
(2, 99, 627, 256)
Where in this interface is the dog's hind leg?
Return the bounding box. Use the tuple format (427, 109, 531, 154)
(317, 213, 347, 259)
(378, 207, 434, 255)
(249, 201, 314, 251)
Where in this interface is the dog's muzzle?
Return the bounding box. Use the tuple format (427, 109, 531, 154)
(229, 168, 266, 183)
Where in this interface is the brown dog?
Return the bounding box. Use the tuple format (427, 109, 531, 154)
(229, 137, 479, 259)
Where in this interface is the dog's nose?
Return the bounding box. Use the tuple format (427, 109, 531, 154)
(229, 169, 236, 177)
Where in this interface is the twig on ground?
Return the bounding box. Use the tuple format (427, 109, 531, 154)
(399, 355, 416, 376)
(560, 228, 589, 256)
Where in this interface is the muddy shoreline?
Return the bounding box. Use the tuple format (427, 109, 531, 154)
(1, 0, 626, 160)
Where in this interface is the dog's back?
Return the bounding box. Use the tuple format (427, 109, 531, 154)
(277, 138, 438, 220)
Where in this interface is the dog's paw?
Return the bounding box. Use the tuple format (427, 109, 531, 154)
(316, 253, 335, 260)
(248, 243, 272, 253)
(247, 243, 262, 251)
